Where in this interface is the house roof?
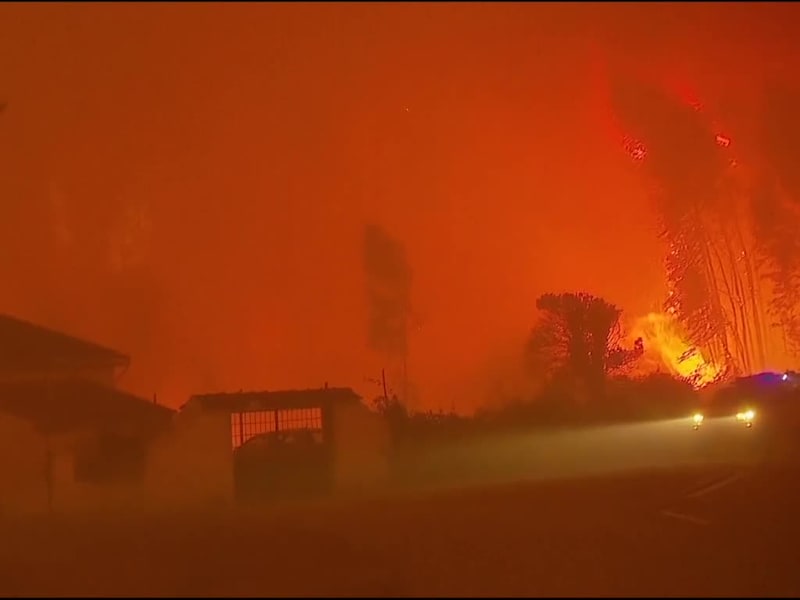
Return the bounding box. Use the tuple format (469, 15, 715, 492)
(0, 314, 129, 373)
(0, 378, 174, 435)
(185, 387, 362, 413)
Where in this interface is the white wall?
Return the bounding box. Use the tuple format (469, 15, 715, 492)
(2, 404, 391, 516)
(48, 444, 146, 515)
(330, 403, 391, 494)
(145, 410, 234, 511)
(0, 414, 48, 515)
(0, 421, 150, 516)
(1, 408, 236, 516)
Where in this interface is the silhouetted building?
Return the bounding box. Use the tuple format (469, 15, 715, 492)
(0, 313, 130, 385)
(0, 314, 174, 514)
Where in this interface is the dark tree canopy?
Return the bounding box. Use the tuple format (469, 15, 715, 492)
(610, 77, 725, 210)
(363, 223, 412, 358)
(763, 81, 800, 206)
(754, 82, 800, 356)
(526, 292, 643, 392)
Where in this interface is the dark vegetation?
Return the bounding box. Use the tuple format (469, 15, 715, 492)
(372, 291, 697, 450)
(375, 372, 697, 445)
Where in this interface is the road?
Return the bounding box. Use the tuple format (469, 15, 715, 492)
(390, 414, 774, 491)
(1, 419, 799, 597)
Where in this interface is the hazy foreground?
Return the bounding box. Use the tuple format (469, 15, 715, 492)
(1, 418, 797, 597)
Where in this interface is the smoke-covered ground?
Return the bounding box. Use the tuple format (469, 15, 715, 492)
(389, 416, 767, 492)
(2, 417, 797, 597)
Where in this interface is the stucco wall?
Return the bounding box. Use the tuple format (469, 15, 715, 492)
(145, 410, 234, 511)
(0, 414, 48, 515)
(3, 403, 391, 515)
(1, 408, 236, 516)
(330, 403, 390, 494)
(0, 419, 151, 516)
(48, 450, 146, 515)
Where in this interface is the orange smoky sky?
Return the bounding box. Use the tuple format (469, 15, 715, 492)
(0, 3, 798, 410)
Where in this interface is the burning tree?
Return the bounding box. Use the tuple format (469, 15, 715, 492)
(611, 77, 772, 380)
(525, 292, 643, 394)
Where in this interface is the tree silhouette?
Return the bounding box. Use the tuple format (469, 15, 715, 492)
(526, 292, 643, 393)
(363, 223, 413, 402)
(753, 82, 800, 357)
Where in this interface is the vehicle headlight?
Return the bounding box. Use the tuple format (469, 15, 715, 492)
(736, 409, 755, 421)
(692, 413, 704, 424)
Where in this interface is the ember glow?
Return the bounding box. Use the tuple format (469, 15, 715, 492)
(631, 312, 722, 389)
(622, 135, 648, 161)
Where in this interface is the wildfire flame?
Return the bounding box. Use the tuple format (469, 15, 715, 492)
(631, 312, 721, 389)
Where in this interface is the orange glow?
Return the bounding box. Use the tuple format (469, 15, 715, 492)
(631, 313, 721, 389)
(0, 3, 796, 413)
(622, 135, 647, 161)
